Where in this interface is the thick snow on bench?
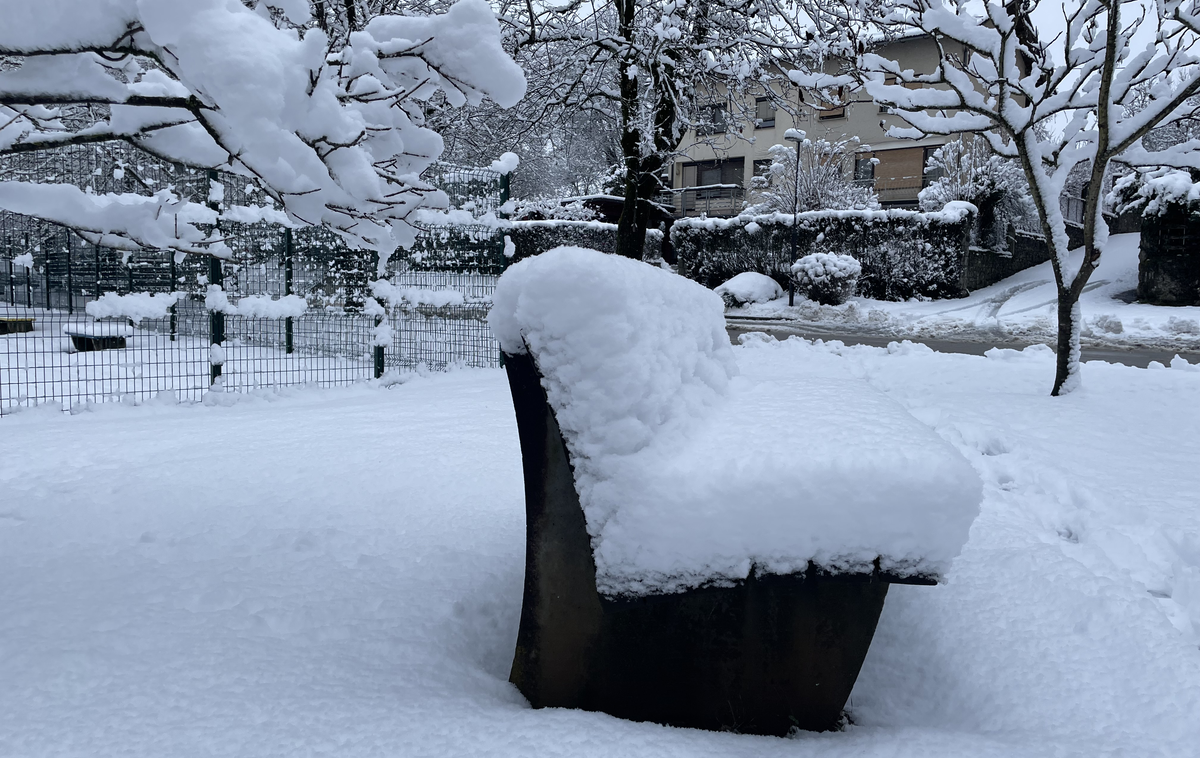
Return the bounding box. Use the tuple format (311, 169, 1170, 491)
(490, 247, 981, 596)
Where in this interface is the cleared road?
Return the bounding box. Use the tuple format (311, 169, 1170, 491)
(726, 318, 1200, 369)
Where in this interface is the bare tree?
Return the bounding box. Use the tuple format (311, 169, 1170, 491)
(499, 1, 814, 258)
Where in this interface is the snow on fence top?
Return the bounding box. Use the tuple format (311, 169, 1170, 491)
(490, 246, 981, 596)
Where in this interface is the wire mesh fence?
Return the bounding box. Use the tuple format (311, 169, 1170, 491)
(1, 146, 512, 416)
(1, 253, 502, 416)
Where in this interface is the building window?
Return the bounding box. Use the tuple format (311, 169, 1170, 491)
(696, 104, 728, 136)
(755, 97, 776, 129)
(818, 87, 847, 120)
(880, 77, 922, 113)
(753, 158, 773, 179)
(854, 154, 875, 184)
(682, 159, 745, 188)
(880, 77, 895, 113)
(922, 146, 945, 185)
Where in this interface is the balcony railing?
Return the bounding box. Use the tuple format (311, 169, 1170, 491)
(660, 184, 746, 217)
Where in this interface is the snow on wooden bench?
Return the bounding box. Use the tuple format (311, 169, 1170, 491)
(63, 321, 132, 352)
(489, 246, 981, 735)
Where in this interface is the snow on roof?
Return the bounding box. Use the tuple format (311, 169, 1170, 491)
(490, 247, 981, 596)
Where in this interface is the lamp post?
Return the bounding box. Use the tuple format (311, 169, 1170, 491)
(784, 129, 805, 307)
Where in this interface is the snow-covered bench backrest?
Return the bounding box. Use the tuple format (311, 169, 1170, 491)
(490, 246, 737, 461)
(490, 247, 980, 597)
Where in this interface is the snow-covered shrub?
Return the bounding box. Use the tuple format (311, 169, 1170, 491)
(714, 272, 784, 308)
(672, 206, 976, 301)
(507, 198, 601, 222)
(918, 138, 1033, 250)
(749, 134, 879, 213)
(1109, 168, 1200, 217)
(791, 253, 861, 305)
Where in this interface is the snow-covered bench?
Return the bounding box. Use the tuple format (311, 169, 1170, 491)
(63, 321, 132, 352)
(489, 247, 981, 735)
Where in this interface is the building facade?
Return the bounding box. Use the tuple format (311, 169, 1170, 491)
(668, 35, 964, 216)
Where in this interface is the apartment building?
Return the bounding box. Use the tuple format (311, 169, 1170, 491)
(668, 34, 965, 216)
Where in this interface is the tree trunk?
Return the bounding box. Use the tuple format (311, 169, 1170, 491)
(614, 166, 647, 260)
(613, 0, 644, 260)
(1051, 293, 1082, 396)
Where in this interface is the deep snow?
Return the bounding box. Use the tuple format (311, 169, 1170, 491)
(2, 339, 1199, 757)
(732, 233, 1200, 353)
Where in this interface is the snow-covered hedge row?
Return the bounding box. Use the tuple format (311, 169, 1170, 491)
(406, 220, 664, 273)
(506, 221, 663, 264)
(672, 205, 975, 301)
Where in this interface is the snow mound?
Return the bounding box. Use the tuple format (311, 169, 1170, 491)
(714, 272, 783, 307)
(490, 247, 981, 596)
(204, 287, 307, 318)
(371, 280, 466, 308)
(86, 292, 180, 323)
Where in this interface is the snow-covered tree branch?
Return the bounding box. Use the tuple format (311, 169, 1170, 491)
(794, 0, 1200, 395)
(0, 0, 525, 268)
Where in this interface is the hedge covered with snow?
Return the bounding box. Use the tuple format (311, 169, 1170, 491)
(672, 204, 976, 301)
(405, 220, 664, 273)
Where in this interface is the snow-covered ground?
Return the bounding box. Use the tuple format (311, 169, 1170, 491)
(732, 233, 1200, 352)
(2, 340, 1199, 757)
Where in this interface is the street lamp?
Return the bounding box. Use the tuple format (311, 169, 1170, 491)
(784, 128, 805, 307)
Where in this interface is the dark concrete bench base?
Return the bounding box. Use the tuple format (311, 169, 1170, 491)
(68, 333, 127, 352)
(504, 350, 928, 736)
(0, 318, 34, 335)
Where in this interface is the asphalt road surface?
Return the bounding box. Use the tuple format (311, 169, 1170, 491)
(725, 318, 1200, 369)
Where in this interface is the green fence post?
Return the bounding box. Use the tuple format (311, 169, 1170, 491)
(373, 314, 385, 379)
(207, 169, 225, 386)
(499, 171, 511, 207)
(209, 256, 224, 385)
(65, 233, 73, 314)
(284, 227, 294, 354)
(23, 234, 32, 307)
(169, 251, 177, 342)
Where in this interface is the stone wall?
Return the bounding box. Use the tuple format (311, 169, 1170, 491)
(1138, 206, 1200, 306)
(961, 231, 1053, 292)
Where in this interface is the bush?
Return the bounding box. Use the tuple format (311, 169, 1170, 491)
(399, 220, 665, 274)
(714, 272, 784, 307)
(505, 220, 663, 263)
(671, 206, 975, 301)
(791, 253, 861, 305)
